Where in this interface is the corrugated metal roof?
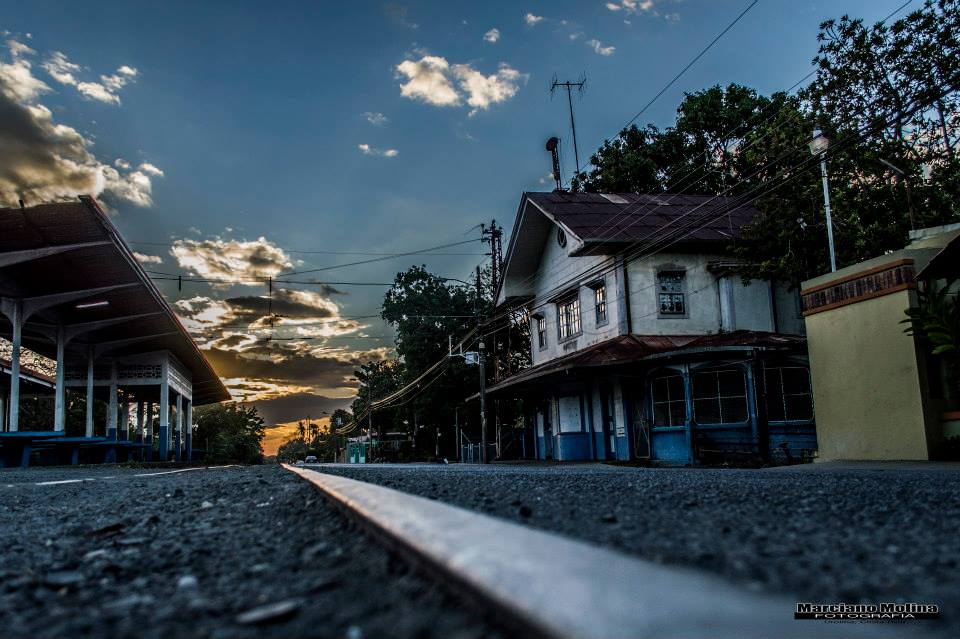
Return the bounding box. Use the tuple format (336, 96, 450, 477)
(525, 192, 758, 245)
(0, 197, 229, 405)
(486, 331, 805, 396)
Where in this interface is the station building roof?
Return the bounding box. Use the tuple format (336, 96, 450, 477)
(0, 196, 229, 405)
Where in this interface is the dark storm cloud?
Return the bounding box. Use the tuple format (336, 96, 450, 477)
(251, 393, 352, 426)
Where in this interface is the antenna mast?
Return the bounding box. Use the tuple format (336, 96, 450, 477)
(550, 74, 586, 180)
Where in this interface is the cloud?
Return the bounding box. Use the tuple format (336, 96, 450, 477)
(587, 38, 616, 56)
(396, 55, 526, 115)
(138, 162, 164, 176)
(607, 1, 675, 19)
(606, 0, 655, 12)
(170, 236, 293, 283)
(0, 40, 50, 102)
(484, 28, 500, 43)
(0, 40, 159, 208)
(41, 50, 79, 85)
(451, 63, 525, 116)
(133, 251, 163, 264)
(524, 13, 544, 26)
(396, 55, 461, 107)
(357, 143, 399, 158)
(42, 50, 138, 105)
(362, 111, 388, 126)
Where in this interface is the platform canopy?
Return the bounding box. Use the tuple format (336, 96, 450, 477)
(0, 196, 229, 408)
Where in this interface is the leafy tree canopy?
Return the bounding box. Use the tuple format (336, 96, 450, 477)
(574, 1, 960, 283)
(193, 403, 265, 464)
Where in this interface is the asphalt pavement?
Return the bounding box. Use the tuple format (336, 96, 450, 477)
(0, 465, 503, 639)
(313, 462, 960, 636)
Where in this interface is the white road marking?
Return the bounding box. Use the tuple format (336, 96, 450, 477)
(21, 465, 242, 486)
(285, 464, 899, 639)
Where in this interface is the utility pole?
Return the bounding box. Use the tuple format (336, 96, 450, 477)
(551, 75, 586, 180)
(476, 265, 489, 464)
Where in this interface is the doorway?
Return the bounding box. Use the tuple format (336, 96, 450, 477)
(600, 384, 617, 460)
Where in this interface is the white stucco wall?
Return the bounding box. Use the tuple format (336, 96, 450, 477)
(528, 228, 622, 366)
(628, 253, 722, 335)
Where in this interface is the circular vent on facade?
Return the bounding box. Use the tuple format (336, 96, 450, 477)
(557, 228, 567, 248)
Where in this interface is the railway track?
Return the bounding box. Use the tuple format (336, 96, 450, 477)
(285, 464, 905, 639)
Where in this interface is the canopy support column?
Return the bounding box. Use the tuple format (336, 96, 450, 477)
(85, 346, 95, 437)
(159, 359, 169, 461)
(120, 391, 130, 441)
(54, 325, 66, 431)
(174, 391, 182, 462)
(145, 401, 154, 462)
(4, 300, 23, 432)
(186, 399, 193, 461)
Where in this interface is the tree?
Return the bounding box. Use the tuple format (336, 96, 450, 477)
(572, 3, 960, 284)
(193, 403, 265, 464)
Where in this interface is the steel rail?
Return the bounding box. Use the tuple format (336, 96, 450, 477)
(284, 464, 899, 639)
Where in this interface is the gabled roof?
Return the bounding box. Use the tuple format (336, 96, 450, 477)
(0, 196, 229, 405)
(497, 191, 760, 306)
(525, 192, 757, 247)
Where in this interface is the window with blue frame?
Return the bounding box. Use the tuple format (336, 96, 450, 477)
(692, 369, 748, 424)
(651, 374, 686, 427)
(763, 366, 814, 421)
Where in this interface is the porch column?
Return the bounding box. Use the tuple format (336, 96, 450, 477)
(145, 401, 154, 462)
(174, 391, 182, 461)
(7, 300, 23, 432)
(120, 391, 130, 441)
(107, 362, 118, 441)
(159, 370, 169, 461)
(136, 398, 144, 444)
(54, 325, 66, 431)
(85, 346, 95, 437)
(0, 392, 5, 431)
(185, 399, 193, 461)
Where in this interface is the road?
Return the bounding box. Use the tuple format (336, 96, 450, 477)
(314, 462, 959, 636)
(0, 465, 502, 639)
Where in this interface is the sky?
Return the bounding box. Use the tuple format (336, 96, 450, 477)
(0, 0, 905, 452)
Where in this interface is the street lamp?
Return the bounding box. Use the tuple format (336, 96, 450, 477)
(809, 128, 837, 272)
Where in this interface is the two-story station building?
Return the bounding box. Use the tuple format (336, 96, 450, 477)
(490, 192, 815, 465)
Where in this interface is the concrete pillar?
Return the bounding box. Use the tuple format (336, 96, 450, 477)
(145, 401, 154, 462)
(185, 399, 193, 461)
(85, 346, 94, 437)
(107, 362, 118, 441)
(159, 360, 169, 461)
(120, 391, 130, 441)
(8, 300, 22, 432)
(174, 391, 182, 462)
(54, 326, 66, 431)
(136, 399, 144, 444)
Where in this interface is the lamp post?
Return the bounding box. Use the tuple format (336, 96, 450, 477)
(809, 128, 837, 272)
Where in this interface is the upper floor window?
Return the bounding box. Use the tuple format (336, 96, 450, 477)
(658, 271, 686, 316)
(592, 282, 608, 325)
(763, 366, 813, 422)
(557, 295, 582, 340)
(534, 314, 547, 349)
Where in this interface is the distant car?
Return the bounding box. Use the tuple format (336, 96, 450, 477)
(295, 460, 305, 466)
(305, 455, 318, 464)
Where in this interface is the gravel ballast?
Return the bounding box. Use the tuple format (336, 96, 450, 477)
(314, 462, 959, 636)
(0, 465, 503, 639)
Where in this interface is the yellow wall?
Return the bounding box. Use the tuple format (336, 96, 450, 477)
(805, 289, 931, 460)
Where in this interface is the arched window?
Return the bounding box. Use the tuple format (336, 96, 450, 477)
(691, 368, 748, 424)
